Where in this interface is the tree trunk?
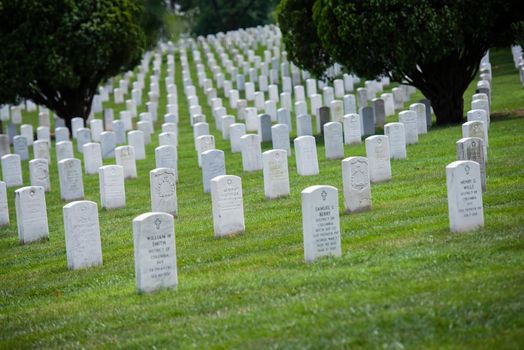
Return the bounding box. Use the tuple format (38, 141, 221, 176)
(424, 90, 465, 125)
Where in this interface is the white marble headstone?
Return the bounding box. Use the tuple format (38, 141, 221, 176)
(342, 157, 371, 213)
(150, 168, 177, 216)
(210, 175, 245, 237)
(15, 186, 48, 244)
(263, 149, 290, 199)
(99, 165, 125, 209)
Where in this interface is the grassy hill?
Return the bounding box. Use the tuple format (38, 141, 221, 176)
(0, 48, 523, 349)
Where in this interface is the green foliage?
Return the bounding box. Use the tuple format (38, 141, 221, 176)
(0, 0, 165, 124)
(278, 0, 524, 124)
(175, 0, 278, 36)
(277, 0, 332, 78)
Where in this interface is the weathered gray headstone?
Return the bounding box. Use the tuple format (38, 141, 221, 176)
(418, 98, 432, 128)
(112, 120, 126, 145)
(297, 114, 313, 137)
(13, 136, 29, 160)
(361, 107, 375, 136)
(462, 121, 488, 162)
(100, 131, 116, 159)
(0, 135, 10, 157)
(258, 114, 272, 142)
(55, 127, 70, 143)
(372, 98, 386, 127)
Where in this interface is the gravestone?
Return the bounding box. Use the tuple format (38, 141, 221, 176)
(357, 87, 368, 108)
(277, 108, 292, 131)
(104, 109, 114, 131)
(297, 114, 313, 136)
(418, 98, 432, 128)
(1, 154, 23, 187)
(33, 140, 50, 162)
(201, 150, 226, 193)
(0, 181, 8, 226)
(301, 185, 341, 262)
(99, 165, 126, 209)
(137, 121, 152, 145)
(83, 143, 103, 175)
(55, 127, 70, 143)
(343, 113, 362, 145)
(193, 122, 209, 150)
(155, 145, 177, 180)
(240, 134, 263, 171)
(133, 212, 177, 293)
(258, 114, 272, 142)
(446, 160, 484, 232)
(63, 200, 103, 269)
(37, 126, 51, 145)
(229, 123, 246, 153)
(120, 111, 133, 131)
(409, 103, 427, 134)
(210, 175, 245, 237)
(112, 120, 126, 145)
(361, 107, 375, 136)
(56, 141, 74, 162)
(365, 135, 391, 183)
(271, 124, 291, 156)
(159, 131, 177, 148)
(162, 122, 177, 134)
(294, 136, 319, 176)
(462, 121, 488, 162)
(15, 186, 48, 243)
(398, 110, 419, 144)
(58, 158, 84, 201)
(263, 149, 290, 199)
(128, 130, 146, 160)
(71, 117, 84, 139)
(330, 100, 344, 123)
(221, 115, 235, 140)
(100, 131, 116, 159)
(29, 159, 50, 192)
(115, 145, 137, 179)
(471, 99, 490, 127)
(13, 136, 29, 160)
(466, 109, 489, 139)
(456, 137, 486, 192)
(150, 168, 178, 216)
(384, 123, 407, 160)
(196, 135, 215, 167)
(372, 98, 386, 127)
(323, 122, 344, 160)
(20, 124, 34, 146)
(0, 134, 10, 156)
(318, 107, 330, 135)
(90, 119, 104, 142)
(392, 87, 404, 110)
(342, 157, 371, 213)
(343, 94, 357, 115)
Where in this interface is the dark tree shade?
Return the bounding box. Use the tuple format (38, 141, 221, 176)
(0, 0, 163, 129)
(175, 0, 278, 36)
(278, 0, 524, 125)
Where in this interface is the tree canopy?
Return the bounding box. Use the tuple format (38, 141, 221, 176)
(278, 0, 524, 124)
(0, 0, 165, 128)
(174, 0, 278, 36)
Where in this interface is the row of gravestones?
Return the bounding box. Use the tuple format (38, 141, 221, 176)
(510, 45, 524, 87)
(445, 52, 493, 233)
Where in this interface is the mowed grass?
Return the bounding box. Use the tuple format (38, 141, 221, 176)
(0, 47, 523, 349)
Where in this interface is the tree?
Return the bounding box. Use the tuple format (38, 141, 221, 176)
(174, 0, 279, 36)
(0, 0, 164, 129)
(278, 0, 523, 124)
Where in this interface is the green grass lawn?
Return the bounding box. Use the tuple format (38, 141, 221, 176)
(0, 47, 523, 349)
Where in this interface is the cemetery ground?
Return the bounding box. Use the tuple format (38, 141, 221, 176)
(1, 48, 523, 349)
